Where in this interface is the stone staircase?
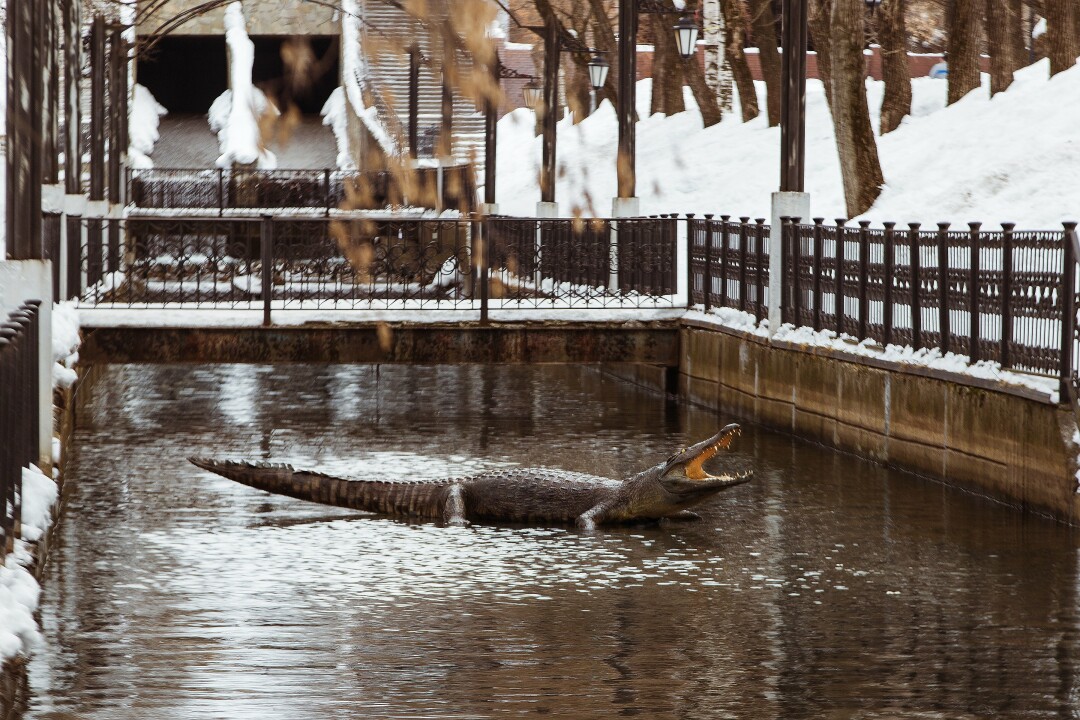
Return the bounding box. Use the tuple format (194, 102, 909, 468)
(359, 0, 487, 179)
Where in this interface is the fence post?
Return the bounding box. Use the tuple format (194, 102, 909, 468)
(1001, 222, 1015, 369)
(909, 223, 922, 350)
(788, 217, 803, 326)
(1062, 222, 1078, 404)
(835, 219, 847, 336)
(480, 218, 491, 324)
(701, 214, 713, 311)
(719, 215, 730, 308)
(738, 217, 750, 313)
(857, 221, 871, 340)
(883, 222, 896, 348)
(968, 222, 982, 363)
(755, 218, 767, 321)
(937, 222, 951, 355)
(218, 168, 225, 217)
(324, 168, 332, 217)
(260, 215, 273, 327)
(685, 214, 696, 309)
(812, 218, 824, 331)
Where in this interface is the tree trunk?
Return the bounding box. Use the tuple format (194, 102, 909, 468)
(651, 12, 687, 115)
(879, 0, 911, 132)
(807, 0, 834, 108)
(722, 0, 760, 120)
(830, 0, 884, 216)
(703, 0, 734, 111)
(686, 0, 724, 125)
(1046, 0, 1080, 76)
(747, 0, 782, 125)
(986, 0, 1023, 93)
(947, 0, 982, 103)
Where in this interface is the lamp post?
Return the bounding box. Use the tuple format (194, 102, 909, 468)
(587, 53, 610, 113)
(615, 1, 700, 217)
(528, 20, 610, 217)
(483, 56, 538, 214)
(769, 0, 811, 336)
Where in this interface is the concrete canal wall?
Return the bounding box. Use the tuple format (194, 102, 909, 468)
(678, 318, 1080, 524)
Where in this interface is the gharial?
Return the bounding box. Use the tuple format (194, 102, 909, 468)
(189, 424, 752, 529)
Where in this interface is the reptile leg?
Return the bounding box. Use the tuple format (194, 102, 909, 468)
(576, 503, 608, 531)
(442, 484, 471, 527)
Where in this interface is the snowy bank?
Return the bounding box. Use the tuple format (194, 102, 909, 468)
(0, 302, 79, 663)
(210, 3, 278, 169)
(128, 84, 168, 169)
(496, 60, 1079, 229)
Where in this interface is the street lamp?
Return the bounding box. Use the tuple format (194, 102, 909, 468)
(673, 15, 700, 60)
(484, 57, 539, 213)
(587, 53, 610, 90)
(587, 53, 610, 113)
(615, 1, 701, 215)
(522, 79, 543, 110)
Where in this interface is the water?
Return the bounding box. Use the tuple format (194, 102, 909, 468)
(21, 364, 1080, 719)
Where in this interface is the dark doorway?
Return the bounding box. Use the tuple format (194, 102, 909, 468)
(251, 36, 340, 115)
(136, 34, 340, 116)
(137, 35, 228, 114)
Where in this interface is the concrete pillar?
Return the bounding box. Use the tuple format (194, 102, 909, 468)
(769, 191, 810, 335)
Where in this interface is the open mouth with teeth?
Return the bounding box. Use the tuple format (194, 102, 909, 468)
(659, 424, 753, 494)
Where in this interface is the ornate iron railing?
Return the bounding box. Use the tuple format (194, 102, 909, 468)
(128, 166, 477, 214)
(688, 214, 771, 320)
(73, 214, 678, 315)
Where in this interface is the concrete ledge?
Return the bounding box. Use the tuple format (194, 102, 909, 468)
(679, 320, 1080, 523)
(79, 322, 680, 366)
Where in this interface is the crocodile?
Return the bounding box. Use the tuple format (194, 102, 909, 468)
(189, 424, 752, 529)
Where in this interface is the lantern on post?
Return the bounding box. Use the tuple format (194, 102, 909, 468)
(673, 15, 700, 60)
(587, 53, 610, 90)
(522, 79, 543, 110)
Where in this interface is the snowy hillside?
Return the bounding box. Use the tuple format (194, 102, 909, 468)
(494, 59, 1078, 229)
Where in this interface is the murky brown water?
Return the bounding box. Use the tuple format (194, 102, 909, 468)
(20, 363, 1080, 718)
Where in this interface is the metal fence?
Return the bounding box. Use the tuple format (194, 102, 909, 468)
(0, 301, 41, 557)
(688, 215, 771, 320)
(781, 219, 1072, 379)
(129, 166, 477, 214)
(72, 215, 680, 316)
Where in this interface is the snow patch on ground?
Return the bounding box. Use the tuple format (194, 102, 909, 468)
(51, 301, 81, 390)
(497, 61, 1078, 230)
(128, 84, 169, 169)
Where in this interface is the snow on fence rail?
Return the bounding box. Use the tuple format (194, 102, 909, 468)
(71, 215, 680, 318)
(0, 301, 42, 558)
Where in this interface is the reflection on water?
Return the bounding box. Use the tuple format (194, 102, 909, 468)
(22, 364, 1080, 718)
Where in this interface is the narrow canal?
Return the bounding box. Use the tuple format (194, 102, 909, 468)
(21, 364, 1080, 718)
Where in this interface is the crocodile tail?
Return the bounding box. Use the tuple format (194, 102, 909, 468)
(188, 457, 451, 519)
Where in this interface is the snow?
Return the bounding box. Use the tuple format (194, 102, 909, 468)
(340, 0, 399, 159)
(496, 60, 1079, 230)
(51, 301, 80, 390)
(128, 84, 168, 170)
(321, 88, 356, 171)
(211, 3, 278, 169)
(684, 307, 1060, 401)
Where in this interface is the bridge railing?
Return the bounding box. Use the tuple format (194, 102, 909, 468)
(0, 301, 42, 557)
(128, 166, 477, 214)
(71, 214, 679, 316)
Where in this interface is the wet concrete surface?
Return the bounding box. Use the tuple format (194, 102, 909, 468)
(20, 364, 1080, 718)
(150, 114, 338, 169)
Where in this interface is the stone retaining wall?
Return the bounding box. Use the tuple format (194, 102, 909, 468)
(679, 319, 1080, 523)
